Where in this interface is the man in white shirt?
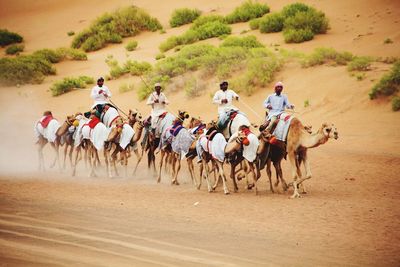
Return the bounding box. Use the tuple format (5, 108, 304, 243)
(90, 77, 112, 108)
(84, 77, 113, 118)
(212, 81, 239, 129)
(263, 81, 294, 132)
(146, 83, 169, 130)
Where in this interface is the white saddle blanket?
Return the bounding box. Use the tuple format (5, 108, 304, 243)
(119, 124, 135, 150)
(273, 113, 294, 142)
(102, 107, 119, 128)
(34, 118, 60, 143)
(81, 121, 110, 151)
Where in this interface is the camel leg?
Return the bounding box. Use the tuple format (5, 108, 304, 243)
(68, 145, 74, 169)
(72, 146, 81, 176)
(37, 139, 46, 172)
(157, 150, 165, 183)
(173, 154, 181, 186)
(187, 157, 198, 188)
(49, 142, 60, 170)
(266, 159, 274, 193)
(201, 158, 212, 192)
(88, 146, 97, 177)
(170, 154, 177, 185)
(277, 162, 288, 192)
(132, 148, 142, 175)
(63, 144, 68, 170)
(212, 161, 221, 191)
(248, 161, 258, 195)
(217, 161, 229, 195)
(288, 151, 302, 199)
(111, 146, 120, 177)
(229, 161, 239, 193)
(122, 150, 128, 178)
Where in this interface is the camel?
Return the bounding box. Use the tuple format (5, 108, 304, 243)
(197, 125, 259, 195)
(286, 118, 339, 198)
(221, 111, 251, 139)
(256, 125, 313, 193)
(156, 110, 190, 185)
(35, 111, 78, 171)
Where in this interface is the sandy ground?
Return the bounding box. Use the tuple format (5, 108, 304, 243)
(0, 0, 400, 266)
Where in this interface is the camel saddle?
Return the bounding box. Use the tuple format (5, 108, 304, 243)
(40, 115, 53, 128)
(217, 110, 238, 131)
(87, 117, 100, 129)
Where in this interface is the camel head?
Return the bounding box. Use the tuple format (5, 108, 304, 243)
(178, 110, 190, 122)
(108, 117, 125, 142)
(188, 116, 202, 129)
(128, 109, 142, 127)
(321, 123, 339, 140)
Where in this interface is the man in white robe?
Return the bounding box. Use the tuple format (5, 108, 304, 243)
(146, 83, 170, 132)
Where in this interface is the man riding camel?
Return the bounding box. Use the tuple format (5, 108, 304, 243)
(146, 83, 169, 133)
(212, 80, 240, 129)
(262, 81, 295, 133)
(85, 77, 113, 118)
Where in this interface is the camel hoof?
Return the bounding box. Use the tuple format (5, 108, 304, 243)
(289, 193, 301, 199)
(224, 191, 230, 195)
(301, 191, 308, 194)
(247, 184, 255, 190)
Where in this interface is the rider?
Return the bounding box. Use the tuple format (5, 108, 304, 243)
(146, 83, 169, 132)
(262, 81, 294, 133)
(85, 77, 113, 118)
(212, 81, 240, 129)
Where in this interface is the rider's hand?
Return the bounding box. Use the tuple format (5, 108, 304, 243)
(103, 93, 108, 98)
(154, 99, 159, 103)
(162, 101, 166, 104)
(266, 104, 272, 109)
(222, 99, 228, 104)
(290, 104, 295, 109)
(235, 96, 239, 101)
(98, 89, 104, 94)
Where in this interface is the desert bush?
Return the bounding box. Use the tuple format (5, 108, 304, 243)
(159, 20, 231, 52)
(67, 31, 75, 36)
(191, 15, 226, 29)
(125, 40, 138, 51)
(119, 82, 135, 93)
(72, 6, 161, 52)
(249, 18, 261, 30)
(225, 0, 270, 24)
(304, 99, 310, 107)
(184, 77, 206, 98)
(283, 28, 314, 43)
(369, 61, 400, 99)
(50, 76, 94, 96)
(283, 10, 329, 34)
(155, 53, 165, 60)
(59, 48, 87, 60)
(107, 59, 152, 79)
(137, 75, 170, 100)
(0, 55, 56, 85)
(169, 8, 201, 27)
(5, 44, 24, 55)
(0, 29, 23, 46)
(301, 47, 354, 67)
(347, 56, 372, 71)
(33, 49, 64, 63)
(220, 35, 264, 49)
(392, 96, 400, 111)
(281, 2, 313, 18)
(259, 13, 284, 33)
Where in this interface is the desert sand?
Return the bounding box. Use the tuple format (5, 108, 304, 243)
(0, 0, 399, 266)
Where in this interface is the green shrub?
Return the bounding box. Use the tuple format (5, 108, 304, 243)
(72, 6, 161, 52)
(67, 31, 75, 36)
(33, 49, 64, 63)
(191, 15, 226, 29)
(0, 55, 56, 85)
(50, 76, 94, 96)
(119, 82, 135, 93)
(125, 40, 138, 51)
(347, 56, 372, 71)
(0, 29, 23, 46)
(301, 47, 354, 67)
(304, 99, 310, 107)
(155, 53, 165, 60)
(58, 48, 87, 60)
(220, 35, 264, 49)
(107, 59, 152, 79)
(137, 75, 170, 100)
(5, 44, 24, 55)
(283, 28, 314, 43)
(169, 8, 201, 27)
(225, 0, 270, 24)
(392, 96, 400, 111)
(281, 2, 313, 18)
(369, 61, 400, 99)
(259, 13, 284, 33)
(159, 20, 231, 52)
(283, 10, 329, 35)
(249, 18, 261, 30)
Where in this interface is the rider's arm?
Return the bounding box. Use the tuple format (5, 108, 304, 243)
(263, 95, 272, 109)
(105, 86, 111, 98)
(146, 94, 154, 105)
(162, 93, 169, 104)
(284, 95, 294, 109)
(212, 91, 222, 104)
(231, 90, 239, 101)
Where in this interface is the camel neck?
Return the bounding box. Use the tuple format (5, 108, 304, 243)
(301, 130, 328, 148)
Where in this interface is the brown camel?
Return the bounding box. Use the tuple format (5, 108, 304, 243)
(286, 118, 339, 198)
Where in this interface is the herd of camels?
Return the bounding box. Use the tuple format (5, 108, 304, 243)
(34, 105, 339, 199)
